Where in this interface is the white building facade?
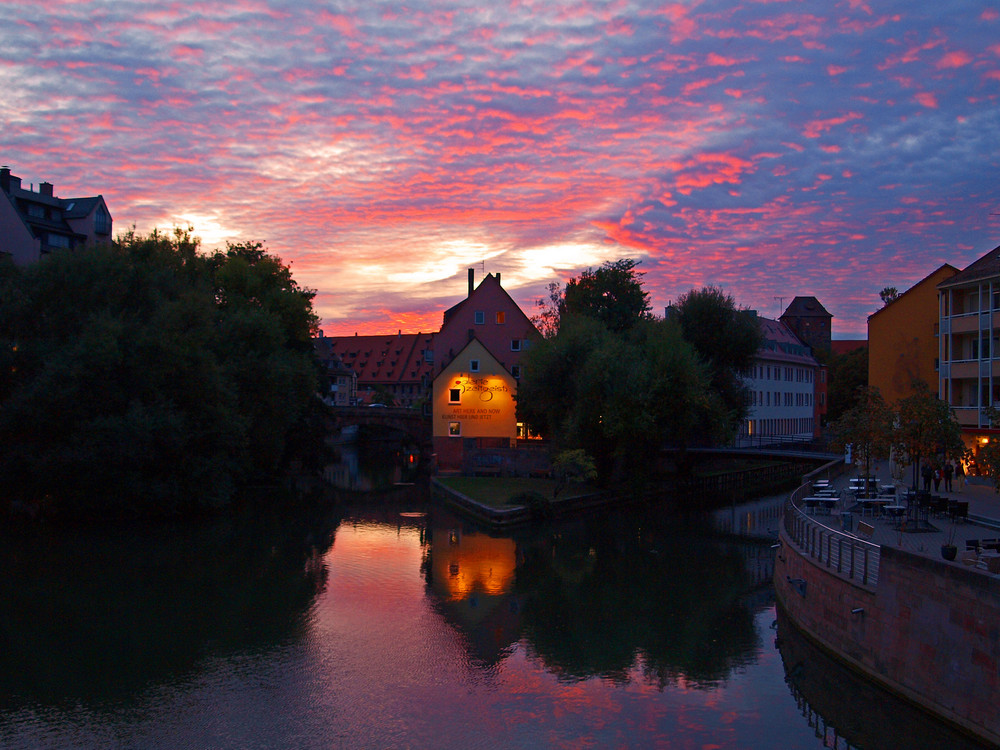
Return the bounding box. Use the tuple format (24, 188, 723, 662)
(737, 317, 819, 446)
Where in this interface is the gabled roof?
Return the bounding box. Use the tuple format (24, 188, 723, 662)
(780, 296, 831, 319)
(938, 245, 1000, 289)
(315, 332, 434, 386)
(432, 336, 508, 384)
(869, 263, 959, 321)
(441, 272, 537, 332)
(831, 339, 868, 355)
(62, 196, 107, 220)
(756, 317, 818, 366)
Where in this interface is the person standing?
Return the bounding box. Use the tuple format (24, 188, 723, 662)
(921, 462, 932, 491)
(933, 466, 942, 492)
(944, 461, 954, 492)
(956, 462, 965, 493)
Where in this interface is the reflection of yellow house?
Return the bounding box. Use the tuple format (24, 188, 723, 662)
(427, 526, 522, 665)
(430, 528, 517, 604)
(433, 338, 518, 469)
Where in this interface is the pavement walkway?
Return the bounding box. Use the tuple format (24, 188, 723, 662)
(808, 466, 1000, 571)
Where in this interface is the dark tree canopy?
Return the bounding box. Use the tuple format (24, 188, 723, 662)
(517, 315, 727, 486)
(0, 229, 322, 519)
(672, 287, 764, 431)
(561, 259, 652, 334)
(826, 346, 868, 424)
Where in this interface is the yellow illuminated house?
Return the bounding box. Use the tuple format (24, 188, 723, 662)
(432, 338, 518, 470)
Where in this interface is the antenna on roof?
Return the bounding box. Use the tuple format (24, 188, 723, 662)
(774, 296, 785, 316)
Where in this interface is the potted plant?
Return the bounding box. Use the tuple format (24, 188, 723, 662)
(941, 519, 958, 561)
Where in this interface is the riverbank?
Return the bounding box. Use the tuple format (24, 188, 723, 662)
(433, 452, 830, 529)
(774, 468, 1000, 747)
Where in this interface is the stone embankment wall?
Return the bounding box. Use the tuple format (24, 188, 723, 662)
(776, 527, 1000, 745)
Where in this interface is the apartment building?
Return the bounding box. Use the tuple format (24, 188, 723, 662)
(937, 245, 1000, 451)
(315, 331, 435, 408)
(738, 316, 820, 445)
(1, 166, 113, 265)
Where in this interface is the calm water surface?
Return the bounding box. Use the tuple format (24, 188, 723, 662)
(0, 482, 984, 749)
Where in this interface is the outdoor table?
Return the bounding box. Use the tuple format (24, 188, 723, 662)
(978, 553, 1000, 574)
(884, 504, 905, 520)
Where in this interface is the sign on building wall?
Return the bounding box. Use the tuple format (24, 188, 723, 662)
(432, 340, 517, 440)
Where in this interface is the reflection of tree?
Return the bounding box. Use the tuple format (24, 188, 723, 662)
(512, 509, 762, 688)
(0, 501, 341, 708)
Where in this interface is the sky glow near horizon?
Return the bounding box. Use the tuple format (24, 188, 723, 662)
(3, 0, 999, 337)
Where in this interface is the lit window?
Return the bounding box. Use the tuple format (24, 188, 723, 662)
(449, 388, 461, 403)
(511, 339, 521, 351)
(474, 311, 485, 324)
(470, 359, 479, 372)
(448, 421, 461, 436)
(496, 311, 506, 324)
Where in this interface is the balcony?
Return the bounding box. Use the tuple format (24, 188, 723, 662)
(948, 314, 980, 334)
(947, 360, 981, 379)
(952, 407, 982, 428)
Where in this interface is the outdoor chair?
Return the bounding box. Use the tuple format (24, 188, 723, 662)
(966, 539, 980, 552)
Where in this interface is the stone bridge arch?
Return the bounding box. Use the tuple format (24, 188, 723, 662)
(324, 406, 433, 460)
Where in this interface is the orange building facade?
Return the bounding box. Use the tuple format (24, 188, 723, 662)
(868, 264, 958, 406)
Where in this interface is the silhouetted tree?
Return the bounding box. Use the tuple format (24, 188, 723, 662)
(561, 258, 651, 334)
(0, 229, 321, 519)
(672, 286, 764, 432)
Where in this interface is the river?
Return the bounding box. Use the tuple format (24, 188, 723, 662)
(0, 448, 985, 749)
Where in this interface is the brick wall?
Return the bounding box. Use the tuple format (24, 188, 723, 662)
(776, 535, 1000, 744)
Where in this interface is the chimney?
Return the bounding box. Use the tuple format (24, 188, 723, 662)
(468, 268, 474, 297)
(40, 181, 53, 197)
(0, 166, 9, 193)
(496, 272, 500, 285)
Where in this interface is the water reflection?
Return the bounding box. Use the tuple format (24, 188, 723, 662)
(0, 501, 341, 710)
(0, 478, 981, 749)
(775, 607, 991, 750)
(422, 505, 769, 688)
(323, 438, 421, 491)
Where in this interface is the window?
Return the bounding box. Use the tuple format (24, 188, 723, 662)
(474, 311, 485, 324)
(47, 233, 70, 248)
(511, 339, 521, 351)
(95, 205, 111, 234)
(511, 365, 521, 379)
(449, 388, 461, 404)
(27, 204, 45, 218)
(470, 359, 480, 372)
(496, 311, 506, 324)
(448, 422, 461, 436)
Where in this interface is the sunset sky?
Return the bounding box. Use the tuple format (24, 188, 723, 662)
(3, 0, 999, 338)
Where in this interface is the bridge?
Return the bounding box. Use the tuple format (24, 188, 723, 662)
(324, 405, 432, 456)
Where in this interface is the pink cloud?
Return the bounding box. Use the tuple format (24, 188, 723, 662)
(936, 51, 972, 69)
(914, 91, 938, 108)
(802, 112, 863, 137)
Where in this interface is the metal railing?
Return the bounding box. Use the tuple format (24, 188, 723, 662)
(783, 482, 880, 587)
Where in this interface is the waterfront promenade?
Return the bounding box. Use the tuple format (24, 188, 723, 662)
(807, 467, 1000, 568)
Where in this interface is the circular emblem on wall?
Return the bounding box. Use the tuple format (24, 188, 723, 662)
(479, 389, 493, 402)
